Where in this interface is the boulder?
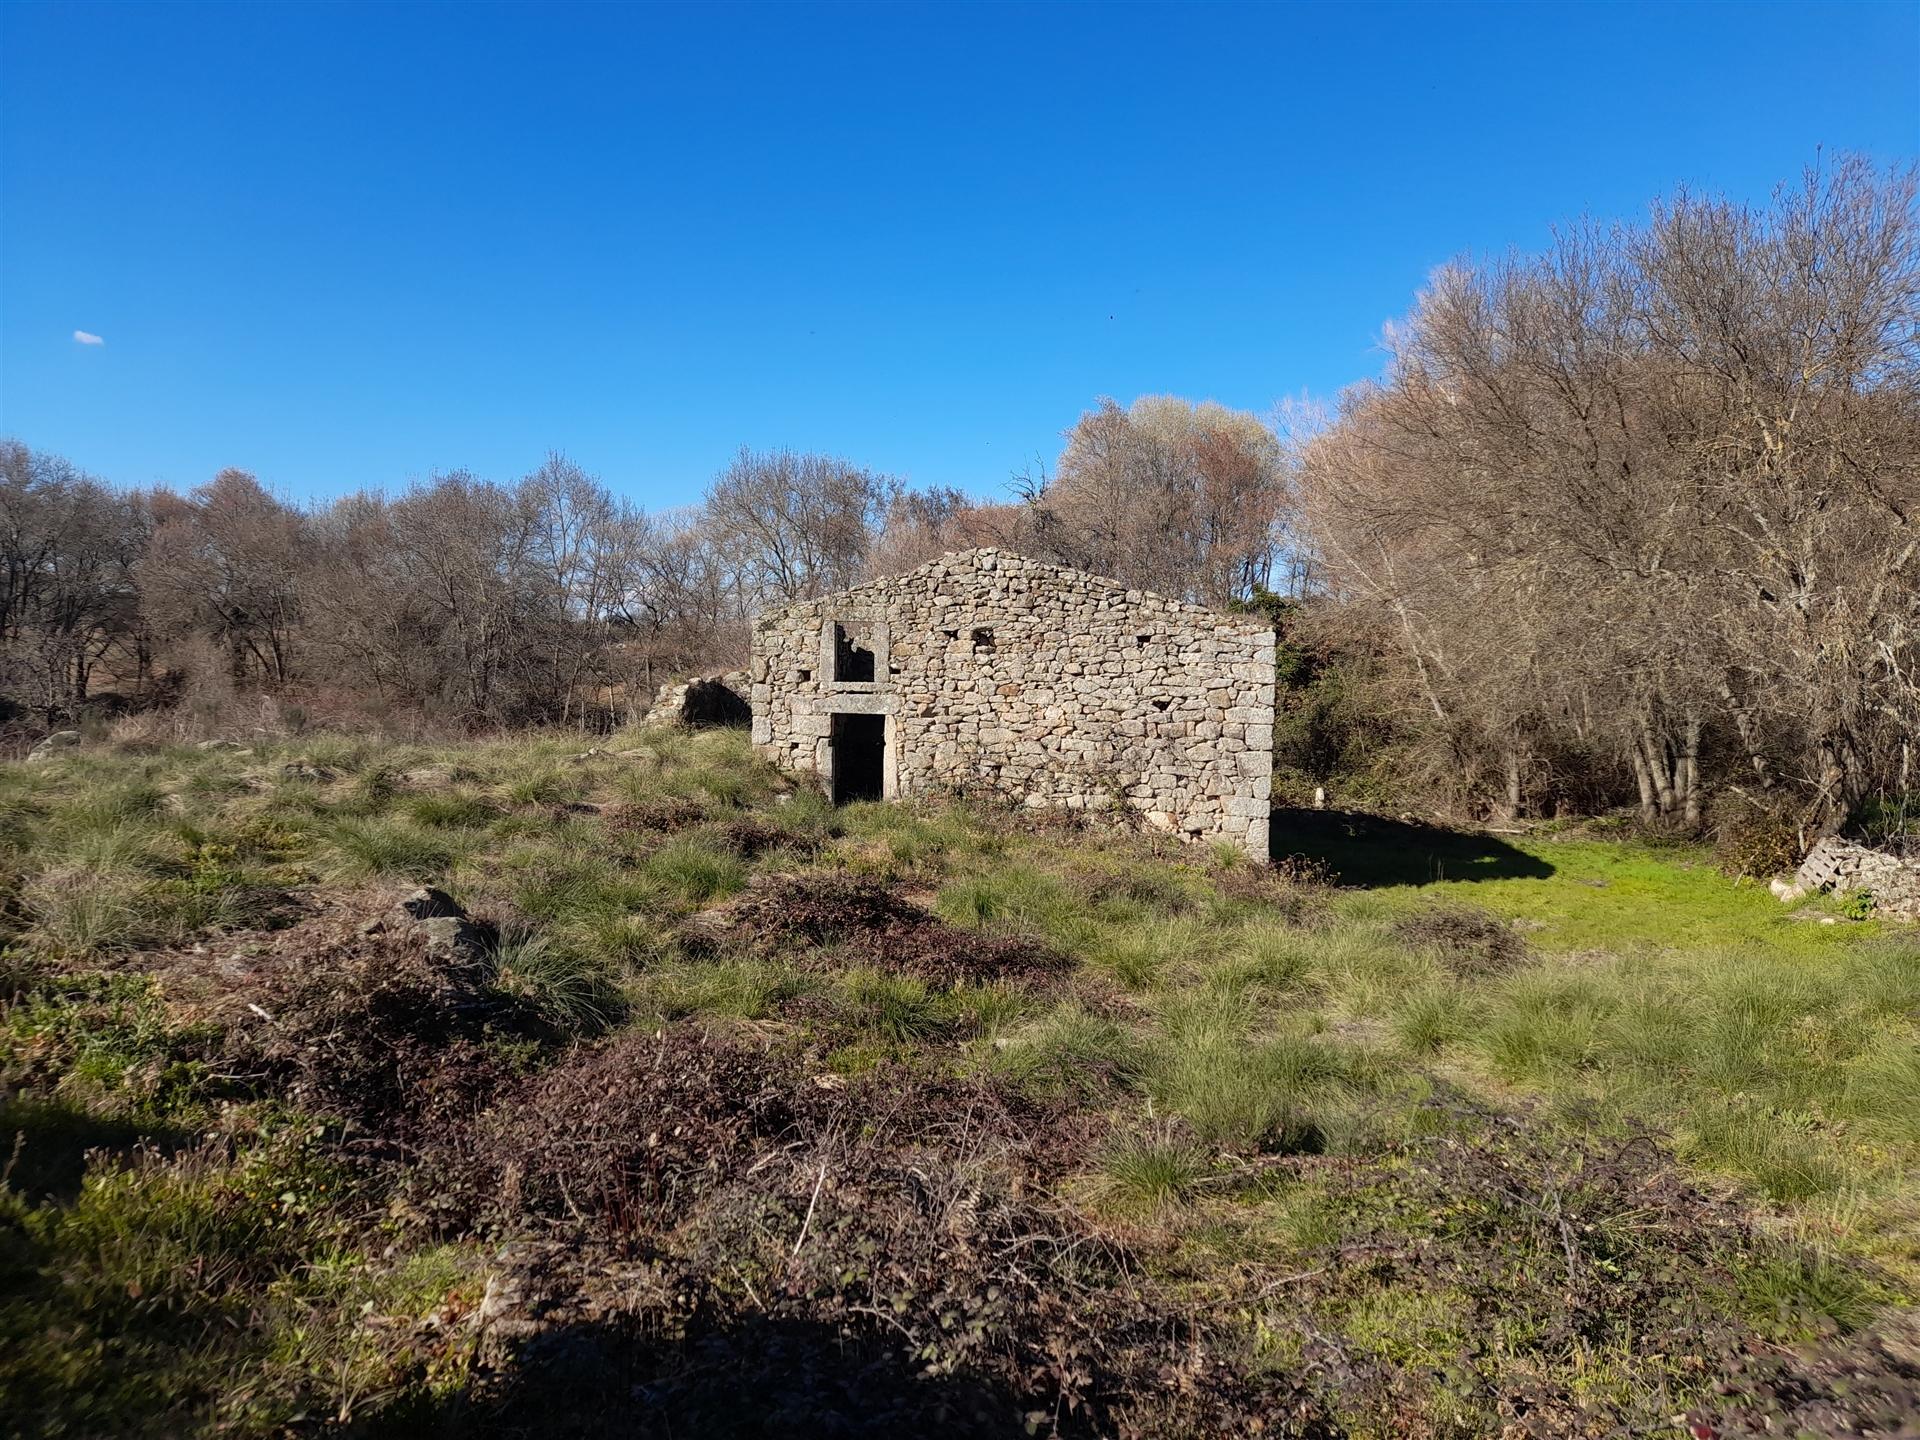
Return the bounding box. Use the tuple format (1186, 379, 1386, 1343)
(361, 885, 494, 961)
(26, 730, 81, 763)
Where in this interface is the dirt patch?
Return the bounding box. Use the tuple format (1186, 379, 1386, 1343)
(696, 874, 1072, 990)
(118, 889, 373, 1017)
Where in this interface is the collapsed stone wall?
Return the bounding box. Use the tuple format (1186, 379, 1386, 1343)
(750, 548, 1276, 859)
(645, 671, 750, 729)
(1791, 837, 1920, 920)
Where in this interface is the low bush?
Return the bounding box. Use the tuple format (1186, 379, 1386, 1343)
(1392, 902, 1527, 977)
(425, 1028, 812, 1237)
(714, 874, 1072, 990)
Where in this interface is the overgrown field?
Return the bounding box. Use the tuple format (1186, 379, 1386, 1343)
(2, 729, 1916, 1438)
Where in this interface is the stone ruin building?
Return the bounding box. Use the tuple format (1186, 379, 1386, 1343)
(750, 548, 1276, 859)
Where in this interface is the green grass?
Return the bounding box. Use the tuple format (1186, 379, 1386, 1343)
(4, 726, 1918, 1435)
(1089, 1124, 1213, 1218)
(488, 925, 624, 1033)
(326, 815, 465, 880)
(989, 1002, 1147, 1102)
(1294, 824, 1875, 956)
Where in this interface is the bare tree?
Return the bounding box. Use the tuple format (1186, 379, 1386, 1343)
(703, 448, 890, 606)
(137, 469, 305, 687)
(1024, 397, 1289, 605)
(1298, 158, 1919, 829)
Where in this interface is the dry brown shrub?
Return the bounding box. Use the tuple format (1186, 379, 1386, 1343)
(1392, 902, 1527, 976)
(705, 874, 1072, 990)
(457, 1059, 1326, 1438)
(1710, 794, 1806, 878)
(1704, 1309, 1920, 1439)
(234, 926, 528, 1149)
(603, 797, 709, 838)
(424, 1027, 817, 1237)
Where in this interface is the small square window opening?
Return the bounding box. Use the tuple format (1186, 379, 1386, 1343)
(832, 623, 876, 683)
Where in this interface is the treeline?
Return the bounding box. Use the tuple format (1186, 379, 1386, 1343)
(1296, 157, 1919, 841)
(0, 395, 1291, 734)
(4, 159, 1913, 844)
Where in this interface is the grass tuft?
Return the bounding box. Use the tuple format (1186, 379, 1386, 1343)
(1089, 1123, 1212, 1218)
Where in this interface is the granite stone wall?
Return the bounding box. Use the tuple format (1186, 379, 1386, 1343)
(749, 548, 1276, 859)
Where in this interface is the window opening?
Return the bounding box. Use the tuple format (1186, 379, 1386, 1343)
(833, 623, 876, 683)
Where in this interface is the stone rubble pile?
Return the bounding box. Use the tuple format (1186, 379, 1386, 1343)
(644, 671, 751, 729)
(1779, 836, 1920, 920)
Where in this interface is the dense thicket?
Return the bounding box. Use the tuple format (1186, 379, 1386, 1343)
(3, 161, 1912, 843)
(1298, 159, 1919, 839)
(0, 444, 880, 731)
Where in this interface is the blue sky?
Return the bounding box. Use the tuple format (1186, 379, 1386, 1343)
(2, 1, 1915, 509)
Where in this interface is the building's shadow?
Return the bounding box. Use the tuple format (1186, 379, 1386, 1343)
(346, 1314, 1025, 1439)
(1270, 807, 1555, 887)
(0, 1096, 192, 1203)
(682, 678, 752, 728)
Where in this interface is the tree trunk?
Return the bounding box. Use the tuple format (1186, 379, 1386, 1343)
(1629, 743, 1657, 822)
(1718, 679, 1773, 789)
(1502, 748, 1525, 821)
(1638, 722, 1676, 817)
(1681, 716, 1702, 827)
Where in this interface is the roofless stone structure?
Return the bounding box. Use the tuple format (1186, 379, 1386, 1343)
(749, 548, 1276, 859)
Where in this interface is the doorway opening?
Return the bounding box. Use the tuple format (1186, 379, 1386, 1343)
(830, 713, 885, 804)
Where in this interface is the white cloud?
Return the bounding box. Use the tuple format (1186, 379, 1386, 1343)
(72, 329, 104, 346)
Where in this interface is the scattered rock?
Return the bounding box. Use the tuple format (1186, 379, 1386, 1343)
(25, 730, 82, 763)
(398, 887, 464, 921)
(1787, 908, 1848, 925)
(364, 886, 495, 961)
(1768, 875, 1808, 903)
(195, 739, 251, 753)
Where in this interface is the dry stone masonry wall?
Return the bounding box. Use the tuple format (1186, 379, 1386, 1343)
(750, 548, 1276, 859)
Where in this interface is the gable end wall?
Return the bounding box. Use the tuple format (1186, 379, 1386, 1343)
(749, 550, 1275, 859)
